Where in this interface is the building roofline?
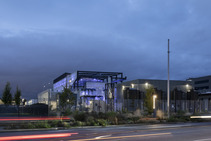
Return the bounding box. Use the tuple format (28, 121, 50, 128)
(53, 72, 71, 84)
(188, 75, 211, 80)
(121, 78, 191, 84)
(77, 70, 123, 74)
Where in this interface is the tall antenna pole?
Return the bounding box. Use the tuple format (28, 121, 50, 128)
(167, 39, 170, 118)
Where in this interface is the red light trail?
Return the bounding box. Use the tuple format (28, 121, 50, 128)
(0, 133, 78, 141)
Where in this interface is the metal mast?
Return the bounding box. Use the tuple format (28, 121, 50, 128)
(167, 39, 170, 118)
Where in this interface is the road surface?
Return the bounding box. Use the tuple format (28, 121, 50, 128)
(1, 122, 211, 141)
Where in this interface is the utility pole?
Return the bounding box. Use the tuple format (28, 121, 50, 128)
(167, 39, 170, 118)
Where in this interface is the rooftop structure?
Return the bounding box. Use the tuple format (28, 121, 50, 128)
(53, 71, 126, 112)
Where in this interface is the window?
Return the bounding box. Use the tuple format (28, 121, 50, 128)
(195, 80, 209, 84)
(195, 86, 209, 90)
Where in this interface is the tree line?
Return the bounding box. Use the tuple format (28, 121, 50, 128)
(1, 82, 22, 106)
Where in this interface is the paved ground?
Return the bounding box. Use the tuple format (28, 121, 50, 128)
(1, 122, 211, 141)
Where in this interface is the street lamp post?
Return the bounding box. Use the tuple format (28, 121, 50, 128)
(153, 95, 157, 118)
(167, 39, 170, 118)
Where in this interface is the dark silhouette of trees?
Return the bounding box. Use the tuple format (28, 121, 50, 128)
(2, 82, 12, 105)
(14, 86, 21, 116)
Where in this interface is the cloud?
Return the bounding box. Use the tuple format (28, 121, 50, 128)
(0, 0, 211, 99)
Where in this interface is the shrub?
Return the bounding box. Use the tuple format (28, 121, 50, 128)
(167, 116, 179, 122)
(73, 121, 84, 126)
(116, 113, 127, 124)
(35, 121, 51, 128)
(98, 112, 106, 119)
(167, 115, 189, 123)
(133, 109, 141, 117)
(25, 123, 36, 129)
(106, 112, 118, 125)
(86, 116, 94, 122)
(156, 110, 164, 119)
(73, 111, 87, 122)
(130, 116, 140, 123)
(62, 122, 71, 128)
(48, 120, 60, 127)
(90, 111, 99, 118)
(97, 119, 107, 127)
(86, 120, 98, 126)
(85, 116, 96, 126)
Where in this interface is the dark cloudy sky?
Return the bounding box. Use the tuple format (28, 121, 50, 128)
(0, 0, 211, 99)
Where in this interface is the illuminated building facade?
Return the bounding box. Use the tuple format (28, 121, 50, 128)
(27, 99, 38, 105)
(37, 89, 57, 110)
(53, 72, 71, 92)
(53, 71, 126, 112)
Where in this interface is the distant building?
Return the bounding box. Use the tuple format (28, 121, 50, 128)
(188, 75, 211, 112)
(27, 99, 38, 105)
(117, 79, 193, 112)
(37, 89, 57, 110)
(188, 75, 211, 93)
(0, 99, 3, 105)
(53, 71, 126, 112)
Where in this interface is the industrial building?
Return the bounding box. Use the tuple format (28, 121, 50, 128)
(37, 71, 211, 114)
(188, 75, 211, 112)
(37, 89, 57, 110)
(188, 75, 211, 93)
(53, 71, 126, 112)
(116, 79, 196, 113)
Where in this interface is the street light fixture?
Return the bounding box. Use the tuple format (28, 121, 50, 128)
(145, 82, 149, 88)
(122, 86, 125, 90)
(153, 95, 157, 118)
(153, 95, 157, 109)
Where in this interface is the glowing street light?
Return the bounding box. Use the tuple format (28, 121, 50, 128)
(145, 82, 149, 88)
(122, 86, 125, 90)
(153, 95, 157, 118)
(153, 95, 157, 109)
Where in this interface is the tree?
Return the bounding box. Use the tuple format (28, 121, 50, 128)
(14, 86, 21, 106)
(2, 82, 12, 105)
(59, 86, 76, 114)
(14, 86, 21, 116)
(144, 87, 155, 115)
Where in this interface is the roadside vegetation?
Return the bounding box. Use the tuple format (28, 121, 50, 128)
(4, 108, 210, 130)
(4, 120, 71, 129)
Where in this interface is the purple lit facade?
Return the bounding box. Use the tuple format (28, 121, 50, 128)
(53, 71, 126, 112)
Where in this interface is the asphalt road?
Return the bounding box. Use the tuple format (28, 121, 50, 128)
(1, 122, 211, 141)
